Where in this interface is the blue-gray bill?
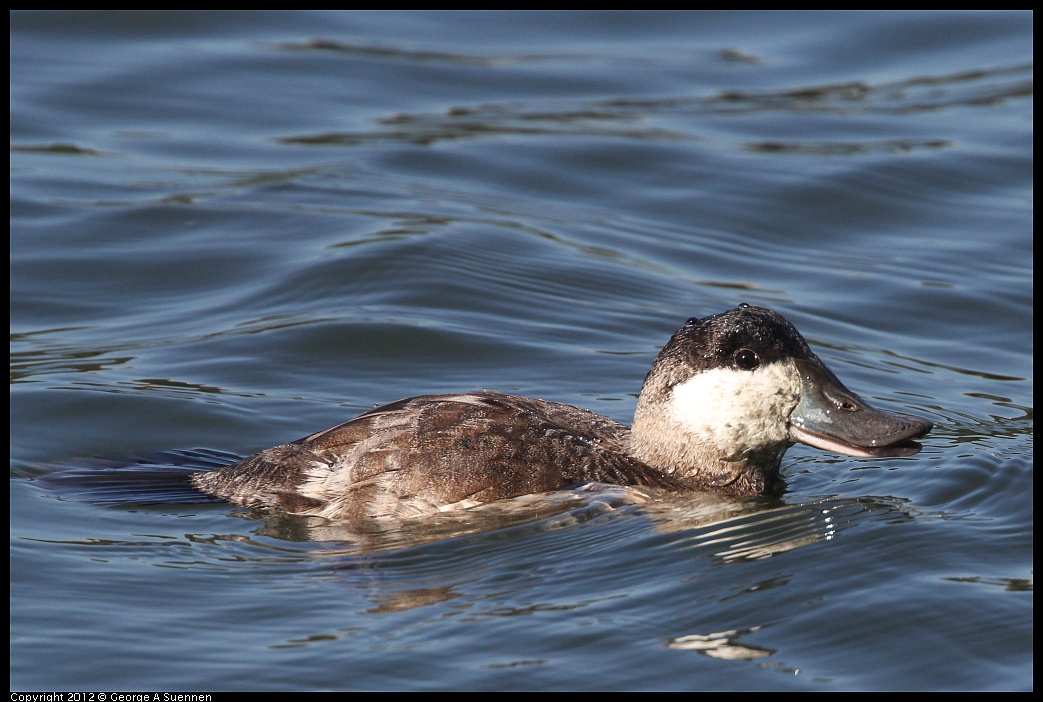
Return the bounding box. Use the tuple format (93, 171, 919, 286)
(788, 358, 933, 458)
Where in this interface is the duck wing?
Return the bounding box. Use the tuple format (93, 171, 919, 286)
(193, 391, 676, 521)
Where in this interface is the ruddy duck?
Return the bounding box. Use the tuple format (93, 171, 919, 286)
(191, 305, 932, 521)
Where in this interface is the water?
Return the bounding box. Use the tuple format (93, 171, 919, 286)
(10, 11, 1032, 691)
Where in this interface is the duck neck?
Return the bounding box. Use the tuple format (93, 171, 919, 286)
(630, 393, 786, 496)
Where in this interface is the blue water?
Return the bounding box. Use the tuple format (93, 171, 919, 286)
(11, 11, 1032, 691)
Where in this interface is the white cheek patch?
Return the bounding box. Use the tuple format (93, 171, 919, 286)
(669, 360, 801, 453)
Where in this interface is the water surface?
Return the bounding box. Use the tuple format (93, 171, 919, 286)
(10, 10, 1032, 691)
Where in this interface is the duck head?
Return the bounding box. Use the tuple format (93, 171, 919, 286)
(630, 304, 933, 495)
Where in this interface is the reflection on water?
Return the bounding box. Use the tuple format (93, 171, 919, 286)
(667, 625, 771, 660)
(656, 494, 917, 562)
(34, 450, 922, 567)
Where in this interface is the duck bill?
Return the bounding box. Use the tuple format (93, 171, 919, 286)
(787, 358, 933, 458)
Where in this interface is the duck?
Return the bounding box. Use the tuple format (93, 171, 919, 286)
(191, 304, 932, 521)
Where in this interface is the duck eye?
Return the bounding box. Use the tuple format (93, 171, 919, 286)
(734, 348, 760, 371)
